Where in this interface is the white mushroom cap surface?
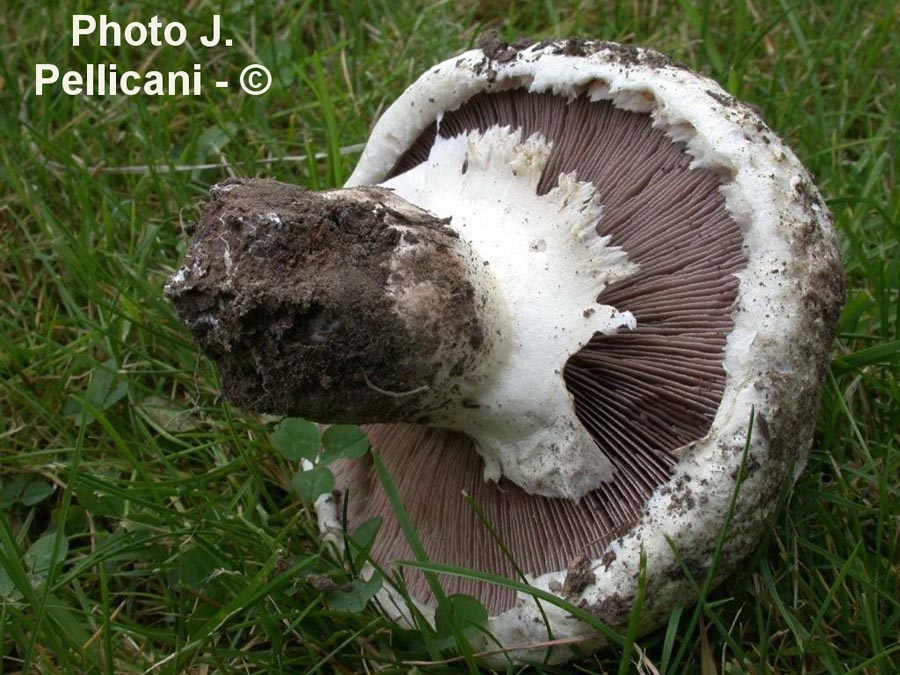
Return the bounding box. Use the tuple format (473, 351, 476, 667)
(317, 39, 844, 664)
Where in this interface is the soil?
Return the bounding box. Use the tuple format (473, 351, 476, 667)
(165, 178, 480, 423)
(562, 553, 596, 597)
(475, 32, 683, 70)
(477, 30, 526, 63)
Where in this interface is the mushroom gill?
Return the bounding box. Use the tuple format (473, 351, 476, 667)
(332, 89, 747, 614)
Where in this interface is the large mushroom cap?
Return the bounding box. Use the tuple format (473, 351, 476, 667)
(325, 38, 843, 660)
(166, 37, 844, 665)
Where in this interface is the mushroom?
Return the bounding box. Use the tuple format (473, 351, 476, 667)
(166, 38, 844, 663)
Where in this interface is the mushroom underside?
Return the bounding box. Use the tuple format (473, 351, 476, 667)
(333, 89, 746, 614)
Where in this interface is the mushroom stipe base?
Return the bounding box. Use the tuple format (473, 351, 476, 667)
(166, 179, 492, 424)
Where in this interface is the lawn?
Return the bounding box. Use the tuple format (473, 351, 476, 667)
(1, 1, 897, 672)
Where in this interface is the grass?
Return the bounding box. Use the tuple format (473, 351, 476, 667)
(1, 0, 897, 672)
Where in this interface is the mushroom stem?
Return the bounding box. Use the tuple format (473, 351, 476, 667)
(165, 179, 499, 425)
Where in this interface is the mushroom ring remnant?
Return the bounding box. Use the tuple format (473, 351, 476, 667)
(166, 38, 844, 664)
